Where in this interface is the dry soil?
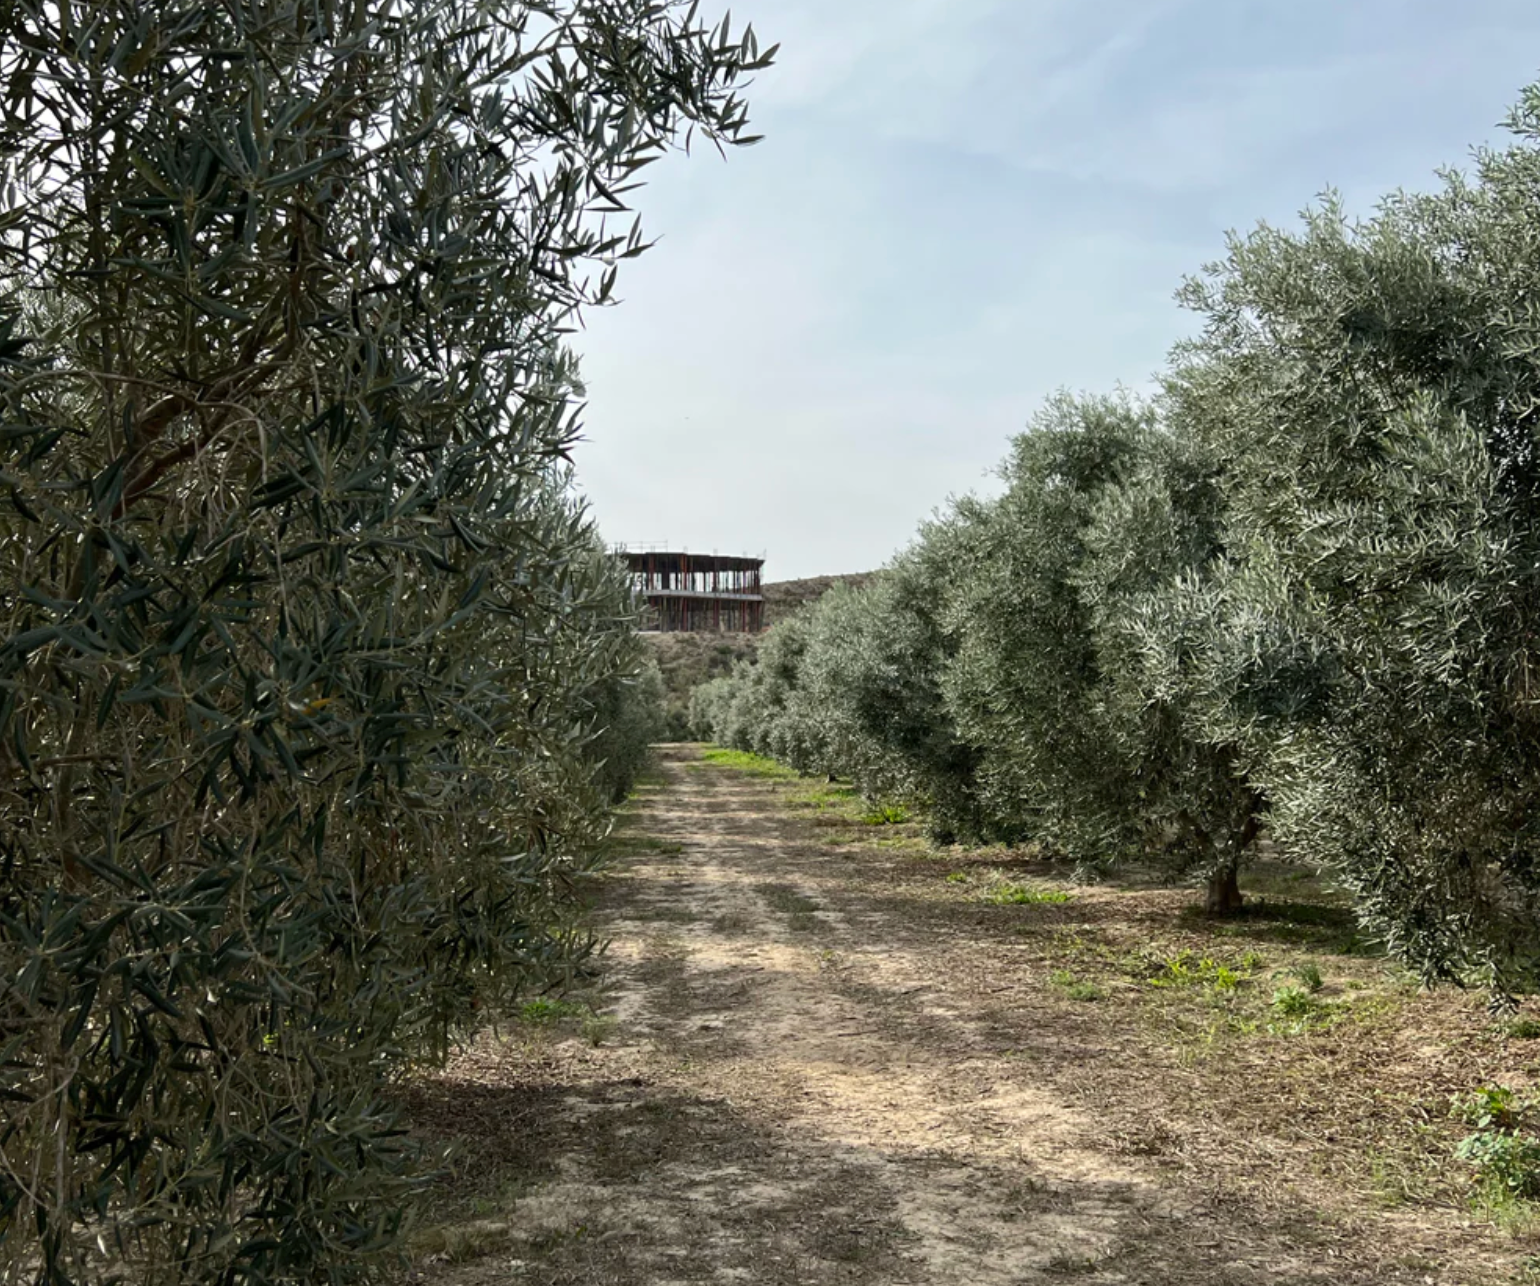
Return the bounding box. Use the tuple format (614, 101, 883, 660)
(403, 745, 1538, 1285)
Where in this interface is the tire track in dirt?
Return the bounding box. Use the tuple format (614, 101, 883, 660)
(408, 747, 1402, 1285)
(605, 752, 1169, 1284)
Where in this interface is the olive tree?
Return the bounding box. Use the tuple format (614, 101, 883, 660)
(0, 2, 766, 1281)
(586, 637, 668, 803)
(689, 609, 824, 765)
(1075, 411, 1264, 912)
(688, 669, 740, 742)
(1173, 88, 1540, 986)
(794, 528, 996, 843)
(944, 392, 1264, 907)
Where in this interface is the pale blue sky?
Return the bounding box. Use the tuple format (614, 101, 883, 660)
(573, 1, 1540, 580)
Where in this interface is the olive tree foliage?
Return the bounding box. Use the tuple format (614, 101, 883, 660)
(1072, 407, 1265, 911)
(1171, 92, 1540, 988)
(687, 668, 737, 742)
(687, 394, 1263, 896)
(0, 2, 764, 1282)
(586, 641, 667, 803)
(793, 529, 996, 844)
(688, 608, 828, 767)
(688, 397, 1260, 884)
(941, 393, 1263, 905)
(941, 397, 1145, 853)
(684, 79, 1540, 986)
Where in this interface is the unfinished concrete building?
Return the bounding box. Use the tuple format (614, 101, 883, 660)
(620, 548, 765, 632)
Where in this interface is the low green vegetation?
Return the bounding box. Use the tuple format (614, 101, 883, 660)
(1453, 1088, 1540, 1213)
(697, 746, 800, 778)
(1148, 951, 1249, 991)
(1049, 970, 1104, 1002)
(520, 997, 592, 1025)
(1290, 962, 1325, 993)
(985, 883, 1074, 906)
(1269, 985, 1322, 1019)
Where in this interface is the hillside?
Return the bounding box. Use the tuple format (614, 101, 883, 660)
(761, 572, 879, 627)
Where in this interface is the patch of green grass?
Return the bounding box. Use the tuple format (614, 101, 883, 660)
(519, 997, 588, 1025)
(789, 781, 860, 808)
(985, 882, 1073, 906)
(859, 802, 910, 825)
(1270, 985, 1319, 1018)
(944, 871, 969, 884)
(1262, 979, 1357, 1035)
(1471, 1185, 1540, 1235)
(1508, 1017, 1540, 1040)
(696, 746, 797, 778)
(1148, 950, 1248, 991)
(1049, 969, 1103, 1002)
(1290, 961, 1325, 992)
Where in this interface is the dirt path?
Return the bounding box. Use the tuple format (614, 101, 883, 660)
(406, 747, 1510, 1285)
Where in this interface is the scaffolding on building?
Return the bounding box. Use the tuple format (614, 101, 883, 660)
(617, 546, 765, 633)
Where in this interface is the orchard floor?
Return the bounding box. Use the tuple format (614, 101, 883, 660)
(401, 745, 1540, 1285)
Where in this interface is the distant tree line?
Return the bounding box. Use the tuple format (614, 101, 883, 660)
(694, 82, 1540, 995)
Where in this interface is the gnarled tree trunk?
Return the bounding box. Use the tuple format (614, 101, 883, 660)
(1206, 863, 1245, 916)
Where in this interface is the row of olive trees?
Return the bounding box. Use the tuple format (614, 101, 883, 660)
(0, 2, 748, 1282)
(696, 82, 1540, 992)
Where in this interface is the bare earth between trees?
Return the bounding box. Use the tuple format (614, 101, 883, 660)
(404, 747, 1540, 1285)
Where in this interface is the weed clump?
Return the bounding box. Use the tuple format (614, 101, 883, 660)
(1049, 969, 1103, 1002)
(985, 883, 1073, 907)
(521, 998, 590, 1025)
(1149, 951, 1246, 991)
(1452, 1086, 1540, 1207)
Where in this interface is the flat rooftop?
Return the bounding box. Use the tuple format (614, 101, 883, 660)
(620, 550, 763, 574)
